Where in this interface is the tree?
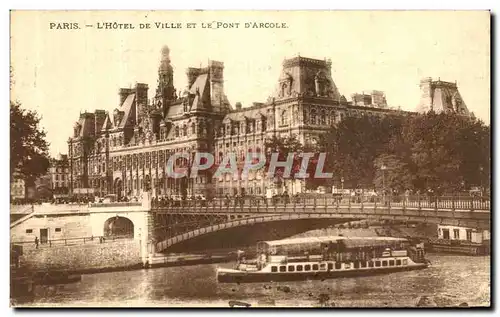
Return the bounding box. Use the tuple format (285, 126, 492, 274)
(10, 101, 50, 193)
(319, 114, 405, 189)
(401, 111, 489, 193)
(264, 134, 303, 192)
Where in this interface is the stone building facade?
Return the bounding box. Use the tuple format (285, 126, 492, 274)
(48, 154, 70, 195)
(68, 46, 464, 199)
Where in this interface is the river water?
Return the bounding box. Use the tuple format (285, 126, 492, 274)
(24, 254, 489, 307)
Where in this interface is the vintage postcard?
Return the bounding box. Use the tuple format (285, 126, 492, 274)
(9, 10, 490, 308)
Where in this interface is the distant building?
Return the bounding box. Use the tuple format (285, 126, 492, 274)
(10, 173, 25, 200)
(48, 154, 70, 195)
(351, 90, 388, 108)
(417, 77, 470, 116)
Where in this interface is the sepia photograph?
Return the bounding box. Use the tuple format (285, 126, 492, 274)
(9, 10, 491, 308)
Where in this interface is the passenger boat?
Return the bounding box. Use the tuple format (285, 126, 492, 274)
(216, 236, 429, 283)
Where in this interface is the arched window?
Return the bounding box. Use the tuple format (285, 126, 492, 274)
(175, 126, 179, 137)
(320, 110, 326, 125)
(281, 110, 288, 126)
(331, 111, 337, 124)
(191, 122, 196, 134)
(310, 109, 317, 125)
(199, 121, 205, 135)
(303, 109, 309, 124)
(183, 124, 188, 136)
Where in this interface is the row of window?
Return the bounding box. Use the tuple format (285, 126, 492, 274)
(51, 167, 69, 173)
(216, 186, 263, 196)
(54, 174, 66, 181)
(441, 228, 473, 241)
(270, 259, 407, 273)
(26, 228, 61, 234)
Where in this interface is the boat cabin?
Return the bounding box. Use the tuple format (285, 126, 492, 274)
(253, 236, 425, 267)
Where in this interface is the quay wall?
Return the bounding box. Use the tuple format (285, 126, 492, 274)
(19, 239, 142, 273)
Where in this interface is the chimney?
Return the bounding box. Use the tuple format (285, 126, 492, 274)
(119, 88, 133, 107)
(186, 68, 201, 88)
(94, 110, 107, 133)
(235, 102, 242, 110)
(134, 83, 149, 107)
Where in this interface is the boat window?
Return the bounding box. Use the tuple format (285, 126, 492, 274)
(360, 261, 367, 268)
(382, 261, 388, 267)
(335, 262, 341, 270)
(279, 266, 286, 272)
(375, 261, 381, 267)
(353, 261, 360, 269)
(312, 264, 319, 271)
(288, 265, 295, 272)
(297, 265, 303, 272)
(328, 263, 333, 270)
(368, 261, 374, 268)
(320, 263, 326, 270)
(305, 265, 311, 271)
(396, 259, 402, 266)
(402, 259, 408, 265)
(389, 260, 395, 266)
(271, 266, 278, 272)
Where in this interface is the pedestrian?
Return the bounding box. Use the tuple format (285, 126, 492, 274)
(34, 236, 39, 249)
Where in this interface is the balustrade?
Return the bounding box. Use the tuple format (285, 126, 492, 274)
(150, 194, 490, 214)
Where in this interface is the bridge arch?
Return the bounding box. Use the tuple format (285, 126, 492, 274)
(155, 214, 358, 252)
(103, 216, 134, 238)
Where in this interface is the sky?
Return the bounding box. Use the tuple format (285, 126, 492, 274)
(10, 11, 490, 157)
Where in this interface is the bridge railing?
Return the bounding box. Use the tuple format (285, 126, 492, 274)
(151, 194, 490, 212)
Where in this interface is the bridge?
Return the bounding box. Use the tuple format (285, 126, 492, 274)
(151, 195, 490, 252)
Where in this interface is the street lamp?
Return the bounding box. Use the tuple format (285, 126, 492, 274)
(381, 165, 387, 203)
(479, 166, 484, 196)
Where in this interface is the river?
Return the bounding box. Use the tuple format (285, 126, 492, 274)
(22, 254, 489, 307)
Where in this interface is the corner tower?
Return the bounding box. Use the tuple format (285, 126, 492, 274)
(416, 77, 470, 116)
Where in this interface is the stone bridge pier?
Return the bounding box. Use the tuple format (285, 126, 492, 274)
(88, 192, 153, 265)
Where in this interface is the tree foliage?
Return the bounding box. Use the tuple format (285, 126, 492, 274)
(319, 114, 405, 189)
(319, 111, 490, 193)
(264, 135, 304, 187)
(10, 101, 50, 185)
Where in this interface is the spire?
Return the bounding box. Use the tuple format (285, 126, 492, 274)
(158, 45, 173, 74)
(156, 45, 175, 102)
